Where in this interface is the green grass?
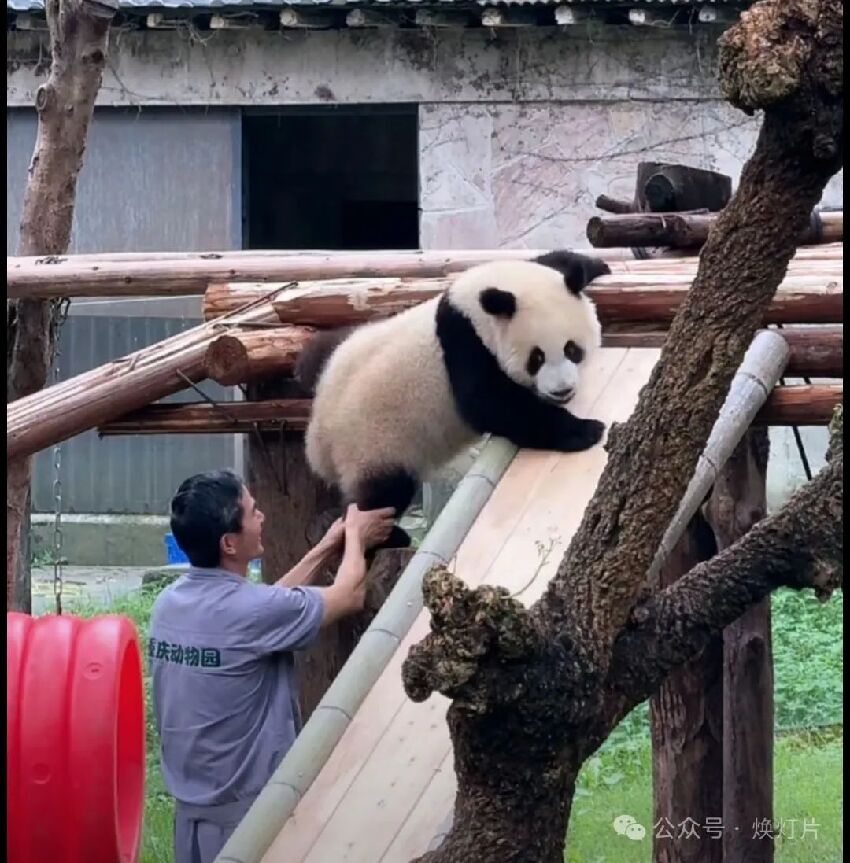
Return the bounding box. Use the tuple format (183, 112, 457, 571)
(566, 725, 842, 862)
(53, 585, 841, 863)
(566, 588, 843, 862)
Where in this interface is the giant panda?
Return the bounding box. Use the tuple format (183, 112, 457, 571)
(296, 249, 610, 549)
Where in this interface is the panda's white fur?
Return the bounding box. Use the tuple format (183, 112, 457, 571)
(304, 255, 603, 509)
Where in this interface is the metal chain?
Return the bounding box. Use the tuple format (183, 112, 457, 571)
(51, 298, 71, 616)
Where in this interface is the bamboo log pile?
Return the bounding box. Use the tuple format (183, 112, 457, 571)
(96, 383, 842, 437)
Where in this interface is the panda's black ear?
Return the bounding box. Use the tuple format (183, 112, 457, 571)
(479, 287, 517, 318)
(535, 250, 611, 296)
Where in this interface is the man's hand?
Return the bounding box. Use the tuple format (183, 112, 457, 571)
(318, 516, 346, 553)
(345, 504, 395, 549)
(344, 503, 396, 550)
(317, 504, 397, 627)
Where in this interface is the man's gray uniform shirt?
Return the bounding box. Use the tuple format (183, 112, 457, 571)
(149, 568, 324, 806)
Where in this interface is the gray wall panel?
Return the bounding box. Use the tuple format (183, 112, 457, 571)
(7, 107, 240, 253)
(8, 107, 243, 514)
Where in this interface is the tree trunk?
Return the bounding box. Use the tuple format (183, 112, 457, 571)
(7, 0, 116, 608)
(415, 700, 580, 863)
(703, 430, 774, 863)
(295, 547, 413, 719)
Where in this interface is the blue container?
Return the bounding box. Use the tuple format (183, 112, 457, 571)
(164, 533, 189, 565)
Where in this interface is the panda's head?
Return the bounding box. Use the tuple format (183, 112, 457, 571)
(448, 250, 608, 405)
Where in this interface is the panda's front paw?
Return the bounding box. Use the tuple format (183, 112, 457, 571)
(569, 418, 605, 451)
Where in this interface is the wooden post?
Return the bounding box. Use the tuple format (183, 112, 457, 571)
(703, 429, 774, 863)
(650, 511, 724, 863)
(246, 377, 412, 721)
(648, 163, 728, 862)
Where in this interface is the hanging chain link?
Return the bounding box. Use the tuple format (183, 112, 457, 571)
(51, 298, 71, 616)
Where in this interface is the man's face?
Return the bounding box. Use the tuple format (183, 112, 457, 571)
(221, 485, 265, 566)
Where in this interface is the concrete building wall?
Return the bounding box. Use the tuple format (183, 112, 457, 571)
(9, 26, 843, 250)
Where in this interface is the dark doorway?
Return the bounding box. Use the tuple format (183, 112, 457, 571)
(242, 106, 419, 250)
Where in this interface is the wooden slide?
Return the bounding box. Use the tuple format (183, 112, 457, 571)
(223, 347, 660, 863)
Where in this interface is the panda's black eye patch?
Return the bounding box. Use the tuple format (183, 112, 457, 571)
(527, 347, 545, 375)
(564, 341, 584, 363)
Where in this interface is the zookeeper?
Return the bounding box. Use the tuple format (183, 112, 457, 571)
(148, 468, 395, 863)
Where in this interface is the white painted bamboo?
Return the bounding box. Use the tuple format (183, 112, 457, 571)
(215, 436, 518, 863)
(646, 330, 791, 583)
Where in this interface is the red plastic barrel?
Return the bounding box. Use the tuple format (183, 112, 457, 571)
(7, 612, 146, 863)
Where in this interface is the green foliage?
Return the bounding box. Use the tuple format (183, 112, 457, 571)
(772, 588, 843, 730)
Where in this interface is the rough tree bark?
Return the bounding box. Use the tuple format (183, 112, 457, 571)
(6, 0, 116, 609)
(399, 3, 844, 861)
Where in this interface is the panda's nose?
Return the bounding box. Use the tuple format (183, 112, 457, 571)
(550, 386, 575, 402)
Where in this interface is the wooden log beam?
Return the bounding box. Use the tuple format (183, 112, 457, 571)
(200, 252, 843, 321)
(595, 194, 635, 215)
(96, 384, 843, 437)
(205, 328, 314, 387)
(7, 241, 841, 300)
(202, 277, 448, 321)
(603, 325, 843, 378)
(5, 250, 574, 299)
(98, 400, 313, 435)
(775, 325, 843, 378)
(12, 241, 839, 270)
(6, 289, 289, 461)
(587, 210, 843, 249)
(263, 277, 842, 328)
(755, 384, 843, 426)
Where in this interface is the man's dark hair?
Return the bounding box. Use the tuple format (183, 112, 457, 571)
(170, 469, 245, 568)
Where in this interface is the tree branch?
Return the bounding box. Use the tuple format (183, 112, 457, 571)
(402, 570, 552, 712)
(606, 404, 843, 719)
(534, 0, 844, 674)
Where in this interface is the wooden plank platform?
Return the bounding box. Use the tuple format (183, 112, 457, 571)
(261, 347, 661, 863)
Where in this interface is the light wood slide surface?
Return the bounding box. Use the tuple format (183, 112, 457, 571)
(262, 347, 661, 863)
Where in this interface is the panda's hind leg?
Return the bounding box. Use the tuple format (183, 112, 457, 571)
(352, 468, 418, 550)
